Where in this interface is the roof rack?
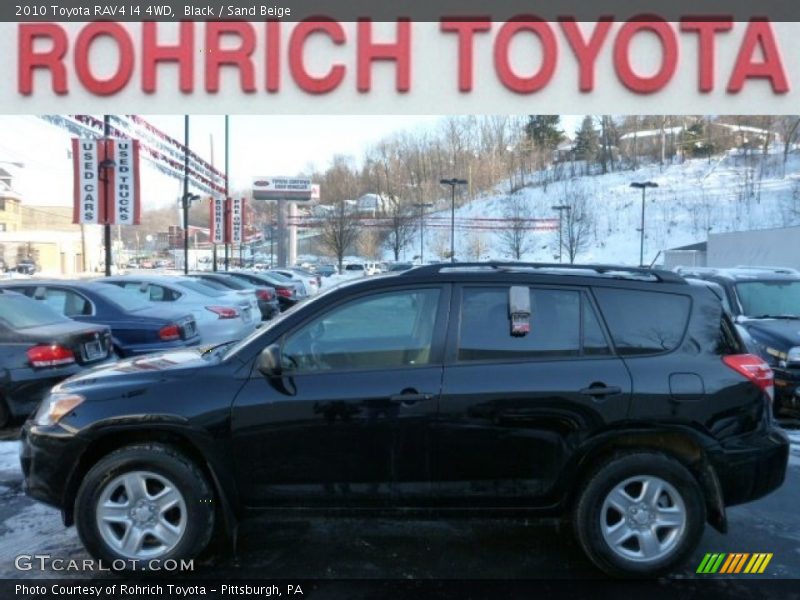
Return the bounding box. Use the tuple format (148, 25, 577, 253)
(404, 262, 686, 284)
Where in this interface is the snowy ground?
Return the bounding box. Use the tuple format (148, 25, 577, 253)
(0, 426, 798, 579)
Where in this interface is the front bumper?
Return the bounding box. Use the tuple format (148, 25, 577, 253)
(20, 422, 86, 515)
(710, 426, 789, 507)
(773, 366, 800, 414)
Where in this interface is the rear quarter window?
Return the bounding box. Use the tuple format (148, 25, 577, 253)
(593, 288, 691, 356)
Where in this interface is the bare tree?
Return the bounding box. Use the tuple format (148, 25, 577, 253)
(466, 231, 489, 260)
(497, 195, 535, 260)
(318, 201, 361, 272)
(381, 195, 417, 261)
(559, 183, 594, 264)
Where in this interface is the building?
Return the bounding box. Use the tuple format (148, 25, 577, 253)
(0, 167, 22, 233)
(663, 242, 708, 270)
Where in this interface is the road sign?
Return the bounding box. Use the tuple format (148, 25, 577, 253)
(253, 177, 315, 201)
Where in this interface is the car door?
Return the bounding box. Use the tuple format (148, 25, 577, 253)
(231, 284, 450, 508)
(435, 283, 632, 506)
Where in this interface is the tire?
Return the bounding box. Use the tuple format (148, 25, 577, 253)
(573, 452, 705, 578)
(75, 443, 215, 569)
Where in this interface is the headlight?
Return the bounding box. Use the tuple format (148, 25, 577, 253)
(787, 347, 800, 366)
(34, 393, 85, 426)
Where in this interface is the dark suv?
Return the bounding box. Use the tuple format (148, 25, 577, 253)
(20, 263, 788, 577)
(677, 267, 800, 416)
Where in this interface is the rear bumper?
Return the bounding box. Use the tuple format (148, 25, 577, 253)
(710, 427, 789, 507)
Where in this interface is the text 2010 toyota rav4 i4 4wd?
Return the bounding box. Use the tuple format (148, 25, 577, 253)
(20, 263, 789, 577)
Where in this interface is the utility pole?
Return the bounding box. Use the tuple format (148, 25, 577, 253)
(210, 133, 217, 272)
(413, 202, 433, 264)
(551, 204, 571, 263)
(182, 115, 190, 274)
(440, 178, 467, 263)
(630, 181, 659, 267)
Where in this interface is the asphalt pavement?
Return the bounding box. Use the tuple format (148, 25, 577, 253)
(0, 425, 797, 582)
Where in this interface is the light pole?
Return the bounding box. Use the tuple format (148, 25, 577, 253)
(551, 204, 571, 263)
(630, 181, 659, 267)
(413, 202, 433, 264)
(440, 178, 467, 263)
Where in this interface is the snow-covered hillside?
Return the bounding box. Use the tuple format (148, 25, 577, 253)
(407, 152, 800, 266)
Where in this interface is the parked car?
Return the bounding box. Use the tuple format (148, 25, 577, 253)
(187, 272, 279, 321)
(269, 268, 320, 296)
(364, 262, 383, 275)
(15, 259, 37, 275)
(676, 266, 800, 416)
(315, 264, 338, 278)
(0, 290, 112, 426)
(341, 263, 367, 278)
(19, 262, 788, 576)
(0, 280, 201, 357)
(102, 275, 259, 346)
(227, 270, 304, 312)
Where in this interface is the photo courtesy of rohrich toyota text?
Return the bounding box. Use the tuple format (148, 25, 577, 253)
(1, 1, 800, 598)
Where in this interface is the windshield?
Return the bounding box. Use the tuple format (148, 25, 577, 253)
(735, 280, 800, 317)
(0, 293, 68, 328)
(93, 284, 152, 312)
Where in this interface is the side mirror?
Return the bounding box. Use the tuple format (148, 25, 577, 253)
(257, 344, 282, 378)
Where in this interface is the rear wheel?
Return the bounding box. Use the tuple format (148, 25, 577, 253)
(573, 452, 705, 578)
(75, 443, 214, 569)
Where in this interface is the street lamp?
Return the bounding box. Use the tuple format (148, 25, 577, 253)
(551, 205, 571, 263)
(181, 192, 200, 274)
(413, 202, 433, 264)
(440, 178, 468, 263)
(630, 181, 659, 267)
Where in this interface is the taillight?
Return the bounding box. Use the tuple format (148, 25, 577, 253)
(206, 305, 239, 319)
(723, 354, 774, 403)
(276, 287, 292, 298)
(256, 288, 273, 301)
(158, 324, 181, 341)
(27, 345, 75, 368)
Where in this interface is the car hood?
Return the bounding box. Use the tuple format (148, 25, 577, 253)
(54, 348, 215, 392)
(742, 318, 800, 351)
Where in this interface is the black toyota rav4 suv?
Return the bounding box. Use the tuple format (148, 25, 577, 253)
(20, 263, 788, 577)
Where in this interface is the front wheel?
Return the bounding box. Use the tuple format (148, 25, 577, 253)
(573, 452, 706, 578)
(75, 443, 215, 568)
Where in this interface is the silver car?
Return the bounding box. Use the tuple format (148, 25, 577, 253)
(101, 275, 259, 346)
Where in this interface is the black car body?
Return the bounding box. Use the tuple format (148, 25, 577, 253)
(20, 263, 788, 577)
(187, 272, 280, 320)
(0, 280, 201, 357)
(227, 270, 303, 311)
(676, 267, 800, 416)
(0, 290, 111, 425)
(15, 259, 37, 275)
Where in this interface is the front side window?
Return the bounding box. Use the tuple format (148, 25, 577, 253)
(458, 287, 606, 361)
(282, 288, 440, 372)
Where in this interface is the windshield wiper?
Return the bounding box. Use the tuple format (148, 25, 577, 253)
(200, 340, 237, 357)
(750, 314, 800, 320)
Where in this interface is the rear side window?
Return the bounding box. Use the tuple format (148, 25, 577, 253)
(593, 288, 691, 355)
(457, 287, 609, 361)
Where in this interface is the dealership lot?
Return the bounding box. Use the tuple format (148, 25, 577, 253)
(0, 428, 797, 579)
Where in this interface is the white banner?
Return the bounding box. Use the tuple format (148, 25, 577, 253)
(210, 196, 225, 244)
(229, 198, 244, 244)
(72, 138, 101, 224)
(112, 138, 140, 225)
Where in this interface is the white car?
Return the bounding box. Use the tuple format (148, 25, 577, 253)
(101, 275, 260, 346)
(269, 268, 321, 296)
(364, 262, 383, 276)
(341, 263, 367, 278)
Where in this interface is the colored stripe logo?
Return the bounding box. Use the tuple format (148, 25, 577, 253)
(696, 553, 773, 574)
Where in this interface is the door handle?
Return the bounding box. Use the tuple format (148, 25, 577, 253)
(579, 385, 622, 397)
(389, 393, 433, 405)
